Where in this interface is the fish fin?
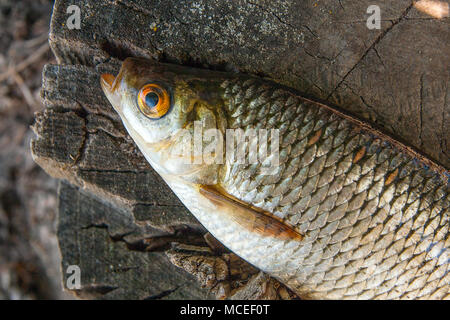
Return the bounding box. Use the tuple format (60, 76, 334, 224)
(198, 184, 303, 241)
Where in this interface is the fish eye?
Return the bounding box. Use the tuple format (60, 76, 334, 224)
(137, 83, 170, 119)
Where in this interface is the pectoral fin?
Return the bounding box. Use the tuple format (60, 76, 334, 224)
(199, 185, 303, 241)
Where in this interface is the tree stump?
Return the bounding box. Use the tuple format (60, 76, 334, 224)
(31, 0, 449, 299)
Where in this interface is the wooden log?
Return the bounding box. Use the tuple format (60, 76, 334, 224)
(32, 0, 449, 299)
(57, 182, 213, 299)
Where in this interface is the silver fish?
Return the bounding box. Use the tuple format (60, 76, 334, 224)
(101, 57, 449, 300)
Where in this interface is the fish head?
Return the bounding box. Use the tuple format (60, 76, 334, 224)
(100, 57, 225, 181)
(101, 57, 195, 145)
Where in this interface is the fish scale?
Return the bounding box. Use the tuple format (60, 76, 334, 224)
(218, 78, 449, 299)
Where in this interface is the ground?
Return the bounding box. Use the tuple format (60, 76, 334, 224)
(0, 0, 69, 299)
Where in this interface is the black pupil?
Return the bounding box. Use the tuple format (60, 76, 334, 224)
(145, 92, 159, 108)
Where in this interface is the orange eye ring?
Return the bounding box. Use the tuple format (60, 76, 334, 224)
(137, 83, 170, 119)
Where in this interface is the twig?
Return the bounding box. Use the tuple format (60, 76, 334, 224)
(0, 42, 49, 83)
(12, 71, 36, 111)
(22, 33, 49, 49)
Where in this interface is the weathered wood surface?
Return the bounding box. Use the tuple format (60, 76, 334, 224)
(57, 182, 212, 299)
(32, 0, 449, 299)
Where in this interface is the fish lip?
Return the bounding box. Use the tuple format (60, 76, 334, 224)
(100, 73, 116, 91)
(100, 73, 121, 111)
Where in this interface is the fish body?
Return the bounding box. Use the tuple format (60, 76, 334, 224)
(101, 58, 449, 300)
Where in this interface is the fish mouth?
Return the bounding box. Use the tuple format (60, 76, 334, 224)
(100, 73, 121, 111)
(100, 73, 116, 91)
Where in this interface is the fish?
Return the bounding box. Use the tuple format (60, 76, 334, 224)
(100, 57, 449, 300)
